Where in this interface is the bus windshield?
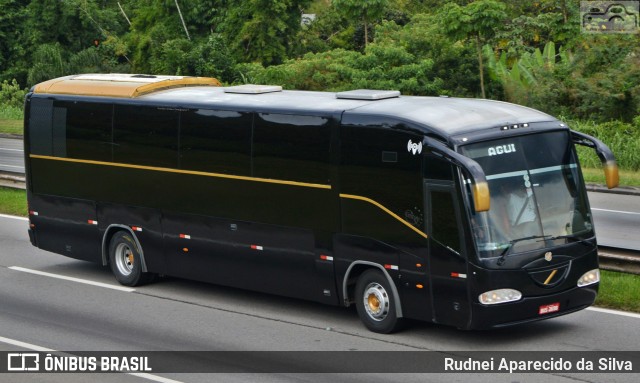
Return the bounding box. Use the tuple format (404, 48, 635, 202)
(460, 130, 593, 258)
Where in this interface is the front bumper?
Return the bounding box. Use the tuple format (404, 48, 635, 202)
(468, 284, 598, 330)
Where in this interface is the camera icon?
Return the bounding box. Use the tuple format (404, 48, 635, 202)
(581, 1, 639, 33)
(7, 353, 40, 371)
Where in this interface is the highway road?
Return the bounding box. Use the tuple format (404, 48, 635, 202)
(1, 214, 640, 383)
(0, 137, 24, 173)
(590, 193, 640, 251)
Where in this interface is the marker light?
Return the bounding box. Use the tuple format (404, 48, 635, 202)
(478, 289, 522, 305)
(577, 269, 600, 287)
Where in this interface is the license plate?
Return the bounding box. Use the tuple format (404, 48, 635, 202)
(539, 302, 560, 315)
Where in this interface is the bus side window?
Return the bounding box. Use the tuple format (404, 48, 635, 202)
(56, 101, 113, 161)
(179, 109, 252, 176)
(113, 105, 179, 168)
(253, 113, 331, 184)
(28, 98, 54, 156)
(424, 155, 454, 181)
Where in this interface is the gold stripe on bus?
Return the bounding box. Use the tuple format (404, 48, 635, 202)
(339, 194, 428, 239)
(29, 154, 331, 190)
(30, 155, 426, 238)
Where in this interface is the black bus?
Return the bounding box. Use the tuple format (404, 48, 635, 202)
(24, 74, 618, 333)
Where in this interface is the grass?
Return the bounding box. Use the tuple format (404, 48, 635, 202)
(0, 187, 27, 216)
(595, 270, 640, 313)
(582, 167, 640, 188)
(0, 118, 23, 135)
(0, 106, 23, 135)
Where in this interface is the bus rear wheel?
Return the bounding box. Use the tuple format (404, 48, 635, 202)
(355, 269, 403, 333)
(109, 231, 155, 286)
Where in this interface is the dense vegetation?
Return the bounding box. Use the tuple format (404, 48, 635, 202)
(1, 0, 639, 169)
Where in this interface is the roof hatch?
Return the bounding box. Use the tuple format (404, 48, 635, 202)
(335, 89, 400, 100)
(223, 84, 283, 94)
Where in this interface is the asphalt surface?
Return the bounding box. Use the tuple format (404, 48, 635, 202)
(1, 215, 640, 383)
(589, 192, 640, 251)
(0, 137, 24, 173)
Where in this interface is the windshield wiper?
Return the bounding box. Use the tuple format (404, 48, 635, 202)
(496, 235, 550, 266)
(545, 234, 595, 249)
(496, 234, 595, 266)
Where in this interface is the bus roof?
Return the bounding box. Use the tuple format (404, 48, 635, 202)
(141, 86, 556, 138)
(31, 74, 556, 139)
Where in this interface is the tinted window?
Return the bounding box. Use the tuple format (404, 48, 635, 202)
(460, 131, 573, 176)
(28, 98, 53, 155)
(431, 191, 461, 253)
(339, 124, 423, 224)
(113, 105, 179, 168)
(55, 101, 113, 161)
(253, 113, 331, 183)
(180, 109, 252, 175)
(424, 155, 453, 180)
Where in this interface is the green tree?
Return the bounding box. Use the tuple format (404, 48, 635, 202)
(292, 3, 356, 55)
(27, 43, 127, 85)
(0, 79, 28, 108)
(243, 40, 443, 96)
(220, 0, 312, 65)
(24, 0, 126, 53)
(27, 44, 68, 85)
(374, 15, 479, 96)
(332, 0, 389, 47)
(20, 1, 131, 84)
(440, 0, 507, 98)
(484, 41, 569, 104)
(0, 0, 29, 84)
(150, 35, 236, 82)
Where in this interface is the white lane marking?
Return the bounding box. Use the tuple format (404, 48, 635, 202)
(0, 335, 185, 383)
(0, 148, 23, 152)
(587, 306, 640, 319)
(592, 208, 640, 216)
(0, 213, 28, 221)
(0, 335, 54, 352)
(129, 374, 185, 383)
(8, 266, 135, 293)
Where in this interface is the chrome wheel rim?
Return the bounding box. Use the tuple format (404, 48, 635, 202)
(115, 243, 134, 276)
(362, 282, 389, 321)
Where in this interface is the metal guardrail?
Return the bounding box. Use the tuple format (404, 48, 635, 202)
(0, 172, 25, 189)
(598, 247, 640, 275)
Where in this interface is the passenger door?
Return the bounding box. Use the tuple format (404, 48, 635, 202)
(425, 181, 470, 328)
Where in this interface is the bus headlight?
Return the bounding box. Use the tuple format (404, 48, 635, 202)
(478, 289, 522, 305)
(577, 269, 600, 287)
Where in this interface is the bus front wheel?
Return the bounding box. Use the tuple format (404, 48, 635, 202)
(108, 231, 155, 286)
(355, 269, 403, 333)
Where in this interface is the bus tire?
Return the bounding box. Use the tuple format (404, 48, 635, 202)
(355, 269, 403, 333)
(108, 231, 155, 286)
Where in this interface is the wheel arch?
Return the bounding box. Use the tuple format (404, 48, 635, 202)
(101, 224, 149, 272)
(342, 261, 403, 318)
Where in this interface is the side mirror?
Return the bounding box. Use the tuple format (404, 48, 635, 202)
(471, 181, 491, 212)
(571, 130, 619, 189)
